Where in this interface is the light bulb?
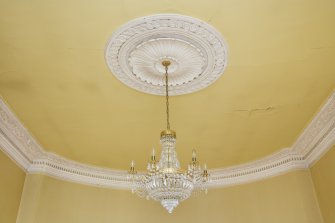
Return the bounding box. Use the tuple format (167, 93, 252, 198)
(192, 149, 196, 158)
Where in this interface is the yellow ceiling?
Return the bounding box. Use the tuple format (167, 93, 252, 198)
(0, 0, 334, 170)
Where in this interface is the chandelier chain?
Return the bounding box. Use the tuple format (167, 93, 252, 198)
(165, 65, 170, 130)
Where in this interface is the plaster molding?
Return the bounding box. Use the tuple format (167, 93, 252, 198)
(129, 38, 206, 87)
(28, 153, 132, 189)
(0, 100, 43, 168)
(291, 93, 335, 168)
(0, 132, 30, 170)
(0, 92, 334, 189)
(208, 149, 307, 188)
(105, 14, 228, 96)
(305, 126, 335, 166)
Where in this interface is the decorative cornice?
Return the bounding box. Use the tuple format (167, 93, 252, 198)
(0, 92, 334, 189)
(28, 153, 132, 189)
(105, 14, 228, 96)
(292, 93, 335, 166)
(208, 149, 309, 188)
(0, 99, 43, 169)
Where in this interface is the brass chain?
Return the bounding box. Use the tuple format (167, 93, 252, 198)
(165, 65, 170, 130)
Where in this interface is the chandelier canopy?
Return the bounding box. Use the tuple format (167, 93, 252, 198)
(128, 61, 210, 213)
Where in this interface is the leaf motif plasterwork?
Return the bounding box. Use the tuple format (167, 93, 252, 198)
(105, 14, 228, 95)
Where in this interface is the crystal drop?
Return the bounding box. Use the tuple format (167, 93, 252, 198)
(161, 199, 179, 214)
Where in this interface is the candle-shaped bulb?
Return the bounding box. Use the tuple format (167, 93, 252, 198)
(192, 149, 196, 158)
(151, 148, 156, 162)
(204, 163, 207, 170)
(131, 160, 135, 168)
(192, 149, 197, 162)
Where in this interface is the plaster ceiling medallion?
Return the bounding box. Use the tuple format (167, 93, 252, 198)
(105, 14, 228, 95)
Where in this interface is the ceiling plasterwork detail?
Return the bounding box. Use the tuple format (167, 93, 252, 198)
(1, 92, 334, 189)
(105, 14, 228, 95)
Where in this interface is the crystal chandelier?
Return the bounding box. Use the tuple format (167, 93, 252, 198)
(128, 60, 210, 213)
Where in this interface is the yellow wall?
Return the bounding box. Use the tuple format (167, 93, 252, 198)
(0, 150, 26, 223)
(311, 144, 335, 223)
(17, 170, 322, 223)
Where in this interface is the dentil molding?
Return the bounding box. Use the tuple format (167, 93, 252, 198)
(105, 14, 228, 96)
(0, 92, 335, 189)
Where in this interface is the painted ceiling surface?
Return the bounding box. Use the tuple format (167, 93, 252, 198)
(0, 0, 334, 170)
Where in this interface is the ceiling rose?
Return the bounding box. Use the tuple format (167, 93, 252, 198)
(105, 14, 228, 95)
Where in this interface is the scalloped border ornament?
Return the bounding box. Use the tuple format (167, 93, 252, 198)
(105, 14, 228, 95)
